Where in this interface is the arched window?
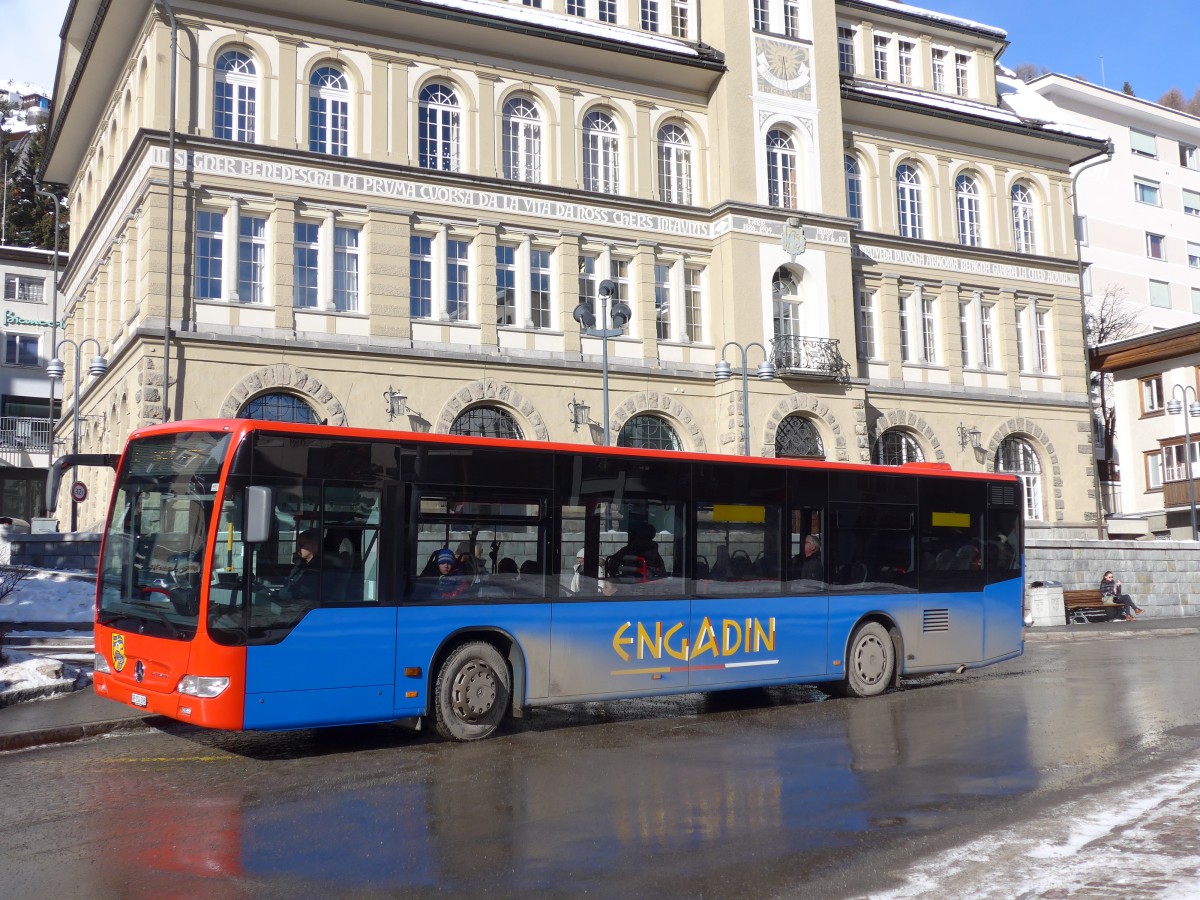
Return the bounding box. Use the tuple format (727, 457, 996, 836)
(450, 406, 523, 440)
(1011, 182, 1038, 254)
(775, 415, 824, 458)
(896, 164, 924, 238)
(874, 429, 924, 466)
(214, 50, 257, 142)
(657, 123, 693, 205)
(617, 415, 682, 451)
(844, 155, 863, 221)
(772, 267, 801, 339)
(766, 129, 798, 209)
(997, 436, 1043, 521)
(419, 83, 461, 172)
(238, 393, 321, 424)
(309, 66, 349, 156)
(502, 96, 542, 183)
(955, 174, 981, 246)
(583, 110, 620, 194)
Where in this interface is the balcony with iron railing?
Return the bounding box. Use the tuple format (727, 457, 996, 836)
(0, 417, 54, 455)
(768, 336, 851, 382)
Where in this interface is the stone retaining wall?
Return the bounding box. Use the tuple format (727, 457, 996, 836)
(1026, 538, 1200, 619)
(1, 532, 102, 572)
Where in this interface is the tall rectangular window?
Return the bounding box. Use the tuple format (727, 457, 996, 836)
(1182, 143, 1200, 170)
(1034, 309, 1050, 374)
(530, 248, 551, 329)
(931, 49, 947, 92)
(684, 266, 703, 343)
(1015, 307, 1027, 371)
(640, 0, 658, 31)
(671, 0, 689, 38)
(3, 275, 44, 303)
(899, 294, 912, 362)
(294, 222, 320, 309)
(447, 239, 469, 321)
(598, 0, 617, 23)
(237, 215, 267, 303)
(783, 0, 801, 38)
(958, 301, 971, 368)
(567, 0, 585, 14)
(1193, 287, 1200, 314)
(333, 226, 360, 312)
(1146, 450, 1163, 491)
(1130, 128, 1158, 158)
(1189, 242, 1200, 269)
(1150, 280, 1171, 309)
(578, 253, 597, 312)
(873, 36, 889, 80)
(920, 295, 936, 363)
(898, 41, 914, 85)
(5, 334, 39, 367)
(856, 288, 876, 359)
(1184, 189, 1200, 217)
(1140, 375, 1163, 414)
(495, 244, 517, 326)
(954, 53, 970, 96)
(1147, 232, 1167, 260)
(194, 210, 224, 300)
(409, 235, 433, 318)
(838, 27, 855, 74)
(753, 0, 769, 31)
(654, 264, 671, 340)
(980, 303, 996, 369)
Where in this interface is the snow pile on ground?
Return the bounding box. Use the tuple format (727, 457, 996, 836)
(0, 570, 95, 624)
(0, 652, 88, 700)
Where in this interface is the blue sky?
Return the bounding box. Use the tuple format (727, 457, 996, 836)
(2, 0, 1197, 104)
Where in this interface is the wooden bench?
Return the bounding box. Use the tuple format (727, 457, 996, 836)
(1063, 588, 1122, 624)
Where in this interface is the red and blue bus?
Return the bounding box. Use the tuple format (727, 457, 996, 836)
(58, 418, 1025, 741)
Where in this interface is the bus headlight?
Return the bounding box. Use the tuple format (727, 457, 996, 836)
(94, 653, 112, 674)
(177, 675, 231, 698)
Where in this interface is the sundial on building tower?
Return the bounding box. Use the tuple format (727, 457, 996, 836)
(755, 37, 812, 100)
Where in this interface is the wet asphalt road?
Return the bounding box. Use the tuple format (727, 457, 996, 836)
(4, 635, 1200, 898)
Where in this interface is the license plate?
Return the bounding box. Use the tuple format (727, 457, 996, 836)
(130, 692, 148, 708)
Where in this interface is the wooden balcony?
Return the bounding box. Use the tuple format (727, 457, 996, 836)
(1163, 478, 1200, 508)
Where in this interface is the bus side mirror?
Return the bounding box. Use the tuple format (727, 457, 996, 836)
(244, 486, 274, 544)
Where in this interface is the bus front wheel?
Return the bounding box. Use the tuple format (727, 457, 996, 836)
(841, 622, 895, 698)
(434, 641, 511, 742)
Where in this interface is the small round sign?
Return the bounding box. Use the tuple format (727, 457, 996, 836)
(71, 481, 88, 503)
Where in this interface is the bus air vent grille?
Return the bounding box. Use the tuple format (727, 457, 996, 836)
(923, 608, 950, 632)
(989, 483, 1016, 506)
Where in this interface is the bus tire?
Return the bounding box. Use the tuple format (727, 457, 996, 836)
(433, 641, 510, 742)
(841, 621, 895, 698)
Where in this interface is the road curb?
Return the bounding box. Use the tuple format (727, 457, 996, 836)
(1024, 626, 1200, 642)
(0, 715, 161, 753)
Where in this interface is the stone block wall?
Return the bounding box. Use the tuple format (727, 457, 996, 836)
(1026, 538, 1200, 619)
(3, 532, 103, 572)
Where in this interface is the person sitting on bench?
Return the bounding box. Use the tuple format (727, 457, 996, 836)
(1100, 570, 1143, 621)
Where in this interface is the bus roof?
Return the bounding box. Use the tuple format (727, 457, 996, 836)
(126, 418, 1018, 484)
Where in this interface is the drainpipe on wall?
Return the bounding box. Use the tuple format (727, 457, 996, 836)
(155, 0, 178, 423)
(1071, 140, 1115, 540)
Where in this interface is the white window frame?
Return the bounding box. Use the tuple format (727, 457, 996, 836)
(920, 293, 937, 364)
(237, 214, 267, 304)
(5, 333, 41, 367)
(1135, 178, 1161, 206)
(766, 129, 798, 209)
(502, 96, 543, 183)
(956, 174, 981, 246)
(418, 83, 462, 173)
(980, 302, 996, 370)
(898, 41, 914, 86)
(856, 287, 876, 359)
(1147, 449, 1163, 491)
(954, 52, 970, 96)
(333, 225, 361, 313)
(896, 164, 924, 239)
(309, 66, 349, 156)
(1182, 143, 1200, 170)
(583, 110, 621, 195)
(931, 48, 947, 92)
(3, 274, 45, 303)
(1130, 128, 1158, 158)
(1147, 232, 1167, 260)
(683, 265, 703, 344)
(1141, 375, 1164, 414)
(213, 50, 257, 143)
(838, 27, 856, 74)
(1184, 189, 1200, 217)
(657, 123, 694, 205)
(1150, 280, 1171, 309)
(1011, 182, 1037, 254)
(873, 35, 890, 81)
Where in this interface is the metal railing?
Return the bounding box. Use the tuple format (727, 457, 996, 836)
(0, 417, 53, 452)
(769, 336, 851, 382)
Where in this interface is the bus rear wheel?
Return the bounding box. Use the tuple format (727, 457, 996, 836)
(841, 622, 895, 698)
(433, 641, 510, 742)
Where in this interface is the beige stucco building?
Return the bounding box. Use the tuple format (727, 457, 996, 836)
(41, 0, 1105, 535)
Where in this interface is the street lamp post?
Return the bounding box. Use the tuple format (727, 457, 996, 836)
(47, 339, 109, 531)
(714, 341, 776, 456)
(1167, 383, 1200, 542)
(35, 188, 61, 460)
(573, 279, 631, 446)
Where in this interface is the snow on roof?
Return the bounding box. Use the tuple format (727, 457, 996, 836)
(847, 0, 1007, 39)
(411, 0, 702, 58)
(2, 79, 51, 135)
(848, 70, 1107, 144)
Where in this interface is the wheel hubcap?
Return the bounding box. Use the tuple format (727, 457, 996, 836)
(854, 634, 887, 685)
(451, 660, 497, 722)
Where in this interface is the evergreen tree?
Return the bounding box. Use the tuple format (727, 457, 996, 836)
(1121, 81, 1135, 97)
(1, 123, 69, 252)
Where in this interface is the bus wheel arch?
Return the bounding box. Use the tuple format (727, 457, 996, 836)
(834, 616, 900, 698)
(429, 629, 523, 741)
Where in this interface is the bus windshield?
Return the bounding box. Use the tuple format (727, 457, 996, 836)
(97, 431, 231, 640)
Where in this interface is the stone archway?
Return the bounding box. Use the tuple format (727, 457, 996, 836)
(610, 392, 705, 452)
(868, 409, 946, 462)
(436, 378, 549, 441)
(219, 364, 348, 426)
(763, 393, 849, 460)
(986, 418, 1065, 523)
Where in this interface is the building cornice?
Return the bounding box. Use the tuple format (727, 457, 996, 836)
(1092, 324, 1200, 373)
